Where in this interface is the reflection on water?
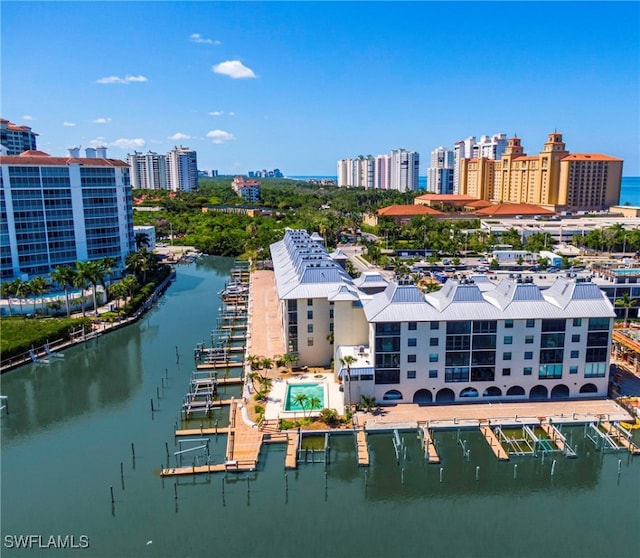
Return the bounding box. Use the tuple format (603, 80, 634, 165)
(1, 256, 639, 558)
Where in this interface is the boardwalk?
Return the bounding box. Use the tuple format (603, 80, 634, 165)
(480, 426, 510, 461)
(285, 432, 299, 469)
(356, 430, 370, 466)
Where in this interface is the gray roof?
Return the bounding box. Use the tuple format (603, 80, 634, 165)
(364, 277, 615, 323)
(270, 229, 356, 299)
(353, 271, 389, 288)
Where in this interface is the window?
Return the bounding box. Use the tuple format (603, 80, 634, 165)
(307, 298, 313, 306)
(445, 367, 469, 382)
(408, 338, 417, 347)
(542, 319, 566, 332)
(503, 352, 512, 361)
(526, 319, 535, 328)
(329, 309, 334, 319)
(429, 337, 439, 347)
(429, 369, 438, 378)
(570, 350, 579, 359)
(307, 324, 313, 333)
(447, 321, 471, 334)
(430, 322, 440, 330)
(523, 367, 532, 376)
(502, 368, 511, 376)
(407, 370, 416, 379)
(585, 362, 606, 377)
(525, 335, 534, 344)
(504, 336, 513, 345)
(588, 317, 609, 331)
(572, 334, 580, 343)
(307, 310, 313, 320)
(573, 318, 582, 327)
(408, 354, 417, 363)
(307, 337, 314, 347)
(505, 319, 514, 329)
(429, 353, 439, 363)
(474, 320, 497, 333)
(408, 322, 417, 331)
(539, 363, 562, 379)
(570, 366, 579, 374)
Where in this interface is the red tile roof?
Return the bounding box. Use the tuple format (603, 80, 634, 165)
(561, 153, 622, 162)
(377, 204, 444, 216)
(464, 199, 493, 209)
(415, 194, 480, 202)
(474, 203, 555, 217)
(0, 152, 128, 167)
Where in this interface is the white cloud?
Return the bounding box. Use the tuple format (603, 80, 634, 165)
(92, 117, 112, 124)
(168, 132, 191, 140)
(209, 110, 224, 116)
(23, 115, 34, 121)
(110, 138, 146, 150)
(190, 33, 220, 45)
(228, 112, 236, 116)
(63, 122, 76, 127)
(89, 137, 107, 147)
(206, 130, 236, 144)
(212, 60, 256, 79)
(96, 74, 148, 84)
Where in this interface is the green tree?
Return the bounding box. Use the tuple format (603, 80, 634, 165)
(50, 266, 77, 317)
(135, 231, 151, 250)
(28, 276, 49, 315)
(13, 278, 32, 315)
(308, 396, 321, 415)
(339, 355, 357, 411)
(293, 393, 309, 417)
(0, 279, 17, 315)
(615, 292, 637, 328)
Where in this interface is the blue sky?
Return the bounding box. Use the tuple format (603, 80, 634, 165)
(3, 1, 639, 176)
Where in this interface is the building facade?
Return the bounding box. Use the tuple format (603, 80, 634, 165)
(427, 146, 454, 194)
(127, 151, 168, 190)
(0, 148, 134, 280)
(231, 176, 261, 202)
(453, 133, 507, 194)
(458, 132, 623, 211)
(390, 149, 419, 192)
(270, 229, 615, 407)
(0, 119, 38, 155)
(166, 146, 198, 193)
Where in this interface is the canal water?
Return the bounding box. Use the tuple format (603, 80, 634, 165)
(1, 256, 639, 558)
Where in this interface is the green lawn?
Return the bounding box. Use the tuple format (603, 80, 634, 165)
(0, 316, 90, 360)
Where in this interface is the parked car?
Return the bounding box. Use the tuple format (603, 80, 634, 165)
(475, 265, 489, 273)
(547, 266, 559, 273)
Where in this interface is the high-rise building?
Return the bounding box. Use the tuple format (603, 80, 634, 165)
(453, 133, 507, 194)
(458, 132, 623, 211)
(374, 154, 391, 190)
(166, 146, 198, 193)
(0, 147, 134, 280)
(390, 149, 419, 192)
(232, 176, 261, 202)
(427, 147, 454, 194)
(127, 151, 167, 190)
(0, 119, 38, 155)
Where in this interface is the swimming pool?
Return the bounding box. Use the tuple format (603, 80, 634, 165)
(284, 383, 325, 412)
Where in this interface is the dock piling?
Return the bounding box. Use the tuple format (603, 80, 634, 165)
(476, 466, 480, 481)
(514, 464, 518, 479)
(151, 398, 155, 413)
(401, 468, 405, 485)
(551, 460, 557, 476)
(439, 467, 443, 483)
(131, 442, 136, 459)
(110, 485, 114, 504)
(174, 482, 178, 500)
(618, 459, 622, 476)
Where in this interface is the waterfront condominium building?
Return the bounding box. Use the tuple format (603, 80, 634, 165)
(427, 146, 454, 194)
(166, 146, 198, 193)
(270, 228, 615, 405)
(127, 151, 168, 190)
(0, 147, 135, 280)
(458, 132, 623, 212)
(1, 119, 38, 155)
(374, 154, 391, 190)
(231, 176, 261, 202)
(453, 133, 507, 194)
(336, 156, 374, 188)
(390, 149, 420, 192)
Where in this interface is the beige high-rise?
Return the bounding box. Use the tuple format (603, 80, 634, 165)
(458, 132, 622, 211)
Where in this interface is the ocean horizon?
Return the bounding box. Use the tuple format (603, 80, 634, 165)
(289, 176, 640, 206)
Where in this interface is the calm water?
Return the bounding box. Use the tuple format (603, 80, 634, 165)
(2, 257, 639, 558)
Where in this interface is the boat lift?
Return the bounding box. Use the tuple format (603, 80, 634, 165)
(494, 423, 577, 458)
(174, 438, 211, 468)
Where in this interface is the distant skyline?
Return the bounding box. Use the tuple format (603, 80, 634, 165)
(3, 1, 639, 175)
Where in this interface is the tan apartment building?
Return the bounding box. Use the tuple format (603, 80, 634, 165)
(458, 132, 622, 211)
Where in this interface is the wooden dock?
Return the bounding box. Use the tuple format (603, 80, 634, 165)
(175, 427, 230, 436)
(421, 427, 440, 464)
(356, 430, 370, 466)
(601, 421, 640, 454)
(285, 432, 299, 469)
(196, 361, 243, 370)
(540, 422, 565, 452)
(480, 425, 510, 461)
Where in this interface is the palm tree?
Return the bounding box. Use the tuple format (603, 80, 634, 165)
(100, 256, 119, 289)
(308, 396, 321, 415)
(28, 276, 49, 315)
(74, 261, 93, 317)
(282, 352, 298, 373)
(13, 278, 31, 315)
(293, 393, 308, 417)
(135, 232, 151, 251)
(0, 280, 17, 315)
(108, 281, 126, 312)
(126, 248, 155, 284)
(339, 355, 357, 411)
(615, 292, 637, 328)
(260, 357, 274, 380)
(50, 266, 77, 317)
(360, 395, 377, 413)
